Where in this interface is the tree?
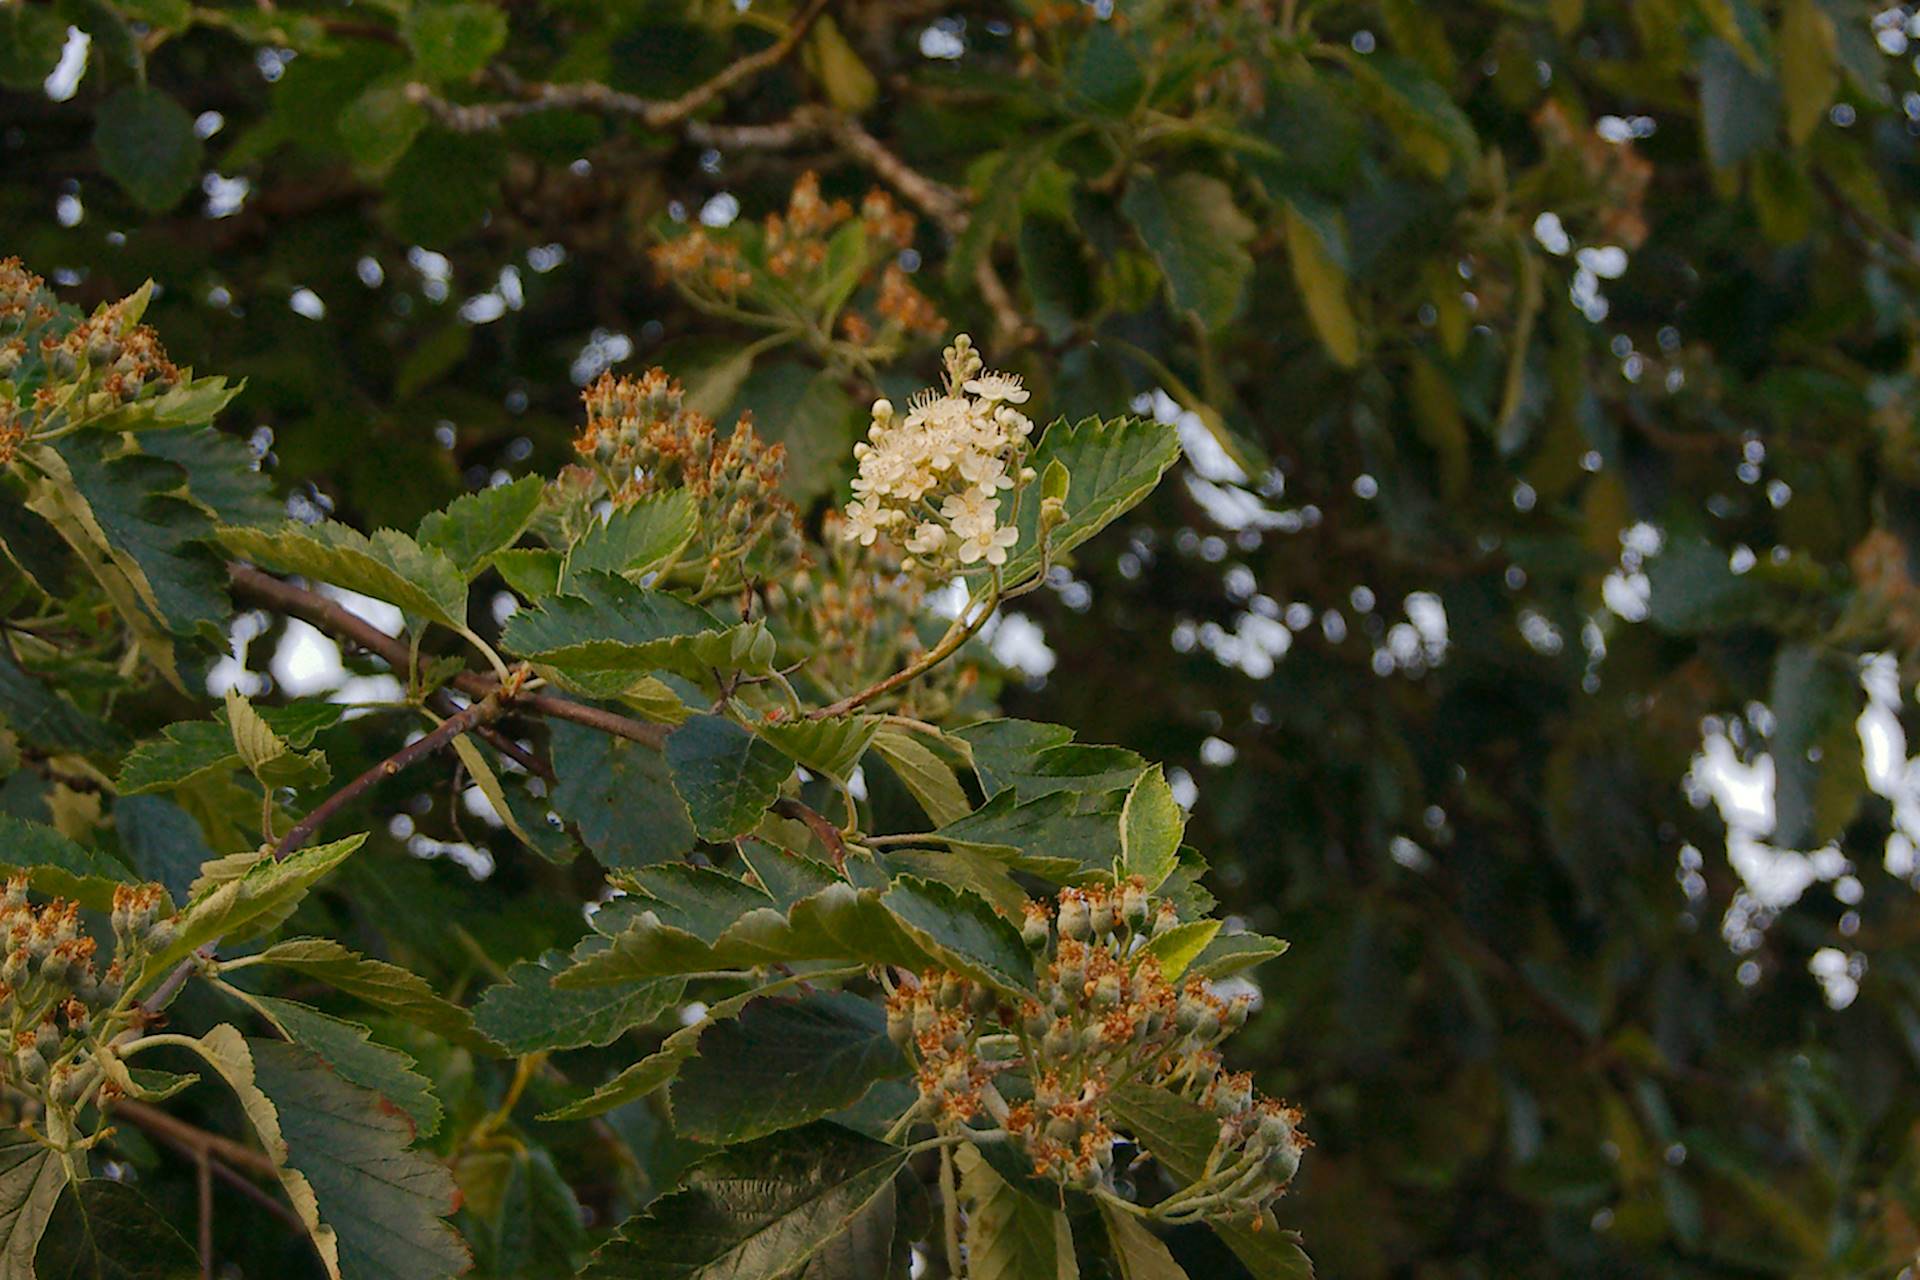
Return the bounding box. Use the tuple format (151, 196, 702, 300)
(2, 0, 1919, 1275)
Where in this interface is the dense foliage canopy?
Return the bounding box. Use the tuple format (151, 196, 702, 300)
(2, 0, 1920, 1276)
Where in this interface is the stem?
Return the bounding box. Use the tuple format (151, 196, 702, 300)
(940, 1144, 964, 1279)
(810, 586, 999, 720)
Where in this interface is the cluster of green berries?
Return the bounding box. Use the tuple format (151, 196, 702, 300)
(4, 880, 175, 1111)
(574, 368, 803, 578)
(887, 879, 1305, 1221)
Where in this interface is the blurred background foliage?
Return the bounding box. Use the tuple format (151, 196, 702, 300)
(6, 0, 1920, 1274)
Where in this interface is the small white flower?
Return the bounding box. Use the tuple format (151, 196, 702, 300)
(963, 371, 1029, 405)
(957, 524, 1019, 566)
(842, 499, 886, 546)
(941, 489, 999, 541)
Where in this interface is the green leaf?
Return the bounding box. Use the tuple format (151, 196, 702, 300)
(141, 429, 278, 528)
(666, 715, 793, 840)
(671, 992, 907, 1145)
(1188, 931, 1289, 979)
(1142, 919, 1221, 980)
(460, 1143, 587, 1277)
(957, 1144, 1078, 1280)
(939, 787, 1126, 880)
(35, 1180, 196, 1279)
(405, 2, 508, 83)
(553, 881, 919, 987)
(881, 876, 1035, 994)
(1001, 416, 1182, 587)
(760, 717, 881, 783)
(0, 1129, 67, 1275)
(474, 949, 683, 1054)
(1769, 644, 1864, 849)
(1121, 172, 1254, 332)
(493, 548, 563, 599)
(536, 978, 788, 1122)
(416, 476, 544, 577)
(338, 77, 427, 174)
(244, 935, 484, 1051)
(1067, 22, 1146, 116)
(44, 440, 228, 641)
(245, 994, 443, 1139)
(739, 842, 842, 910)
(1699, 38, 1781, 170)
(0, 641, 119, 754)
(726, 365, 859, 505)
(1119, 765, 1184, 890)
(1282, 201, 1361, 368)
(500, 571, 735, 693)
(1100, 1201, 1191, 1280)
(562, 491, 698, 587)
(1644, 537, 1782, 633)
(0, 815, 135, 910)
(248, 1036, 470, 1280)
(581, 1124, 908, 1280)
(93, 86, 202, 213)
(149, 836, 366, 976)
(0, 6, 67, 91)
(548, 721, 696, 869)
(117, 702, 341, 796)
(871, 728, 972, 826)
(1779, 0, 1839, 146)
(219, 521, 468, 632)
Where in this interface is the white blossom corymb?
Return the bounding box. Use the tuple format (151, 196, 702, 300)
(842, 334, 1034, 568)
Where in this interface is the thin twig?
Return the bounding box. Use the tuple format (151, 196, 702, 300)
(272, 692, 508, 860)
(197, 1147, 214, 1280)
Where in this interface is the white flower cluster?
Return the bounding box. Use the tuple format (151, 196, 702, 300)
(843, 335, 1035, 568)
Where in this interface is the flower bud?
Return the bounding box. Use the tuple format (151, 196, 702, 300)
(1020, 1000, 1050, 1041)
(1020, 904, 1051, 951)
(886, 1004, 914, 1050)
(13, 1045, 45, 1085)
(50, 1064, 85, 1106)
(33, 1019, 58, 1057)
(1042, 1018, 1076, 1060)
(1057, 893, 1091, 942)
(142, 917, 177, 954)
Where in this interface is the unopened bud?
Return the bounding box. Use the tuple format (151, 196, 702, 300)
(13, 1045, 45, 1085)
(1057, 894, 1091, 942)
(1020, 904, 1051, 951)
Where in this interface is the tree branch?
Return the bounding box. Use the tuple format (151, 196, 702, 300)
(112, 1100, 307, 1233)
(406, 0, 828, 134)
(226, 561, 667, 751)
